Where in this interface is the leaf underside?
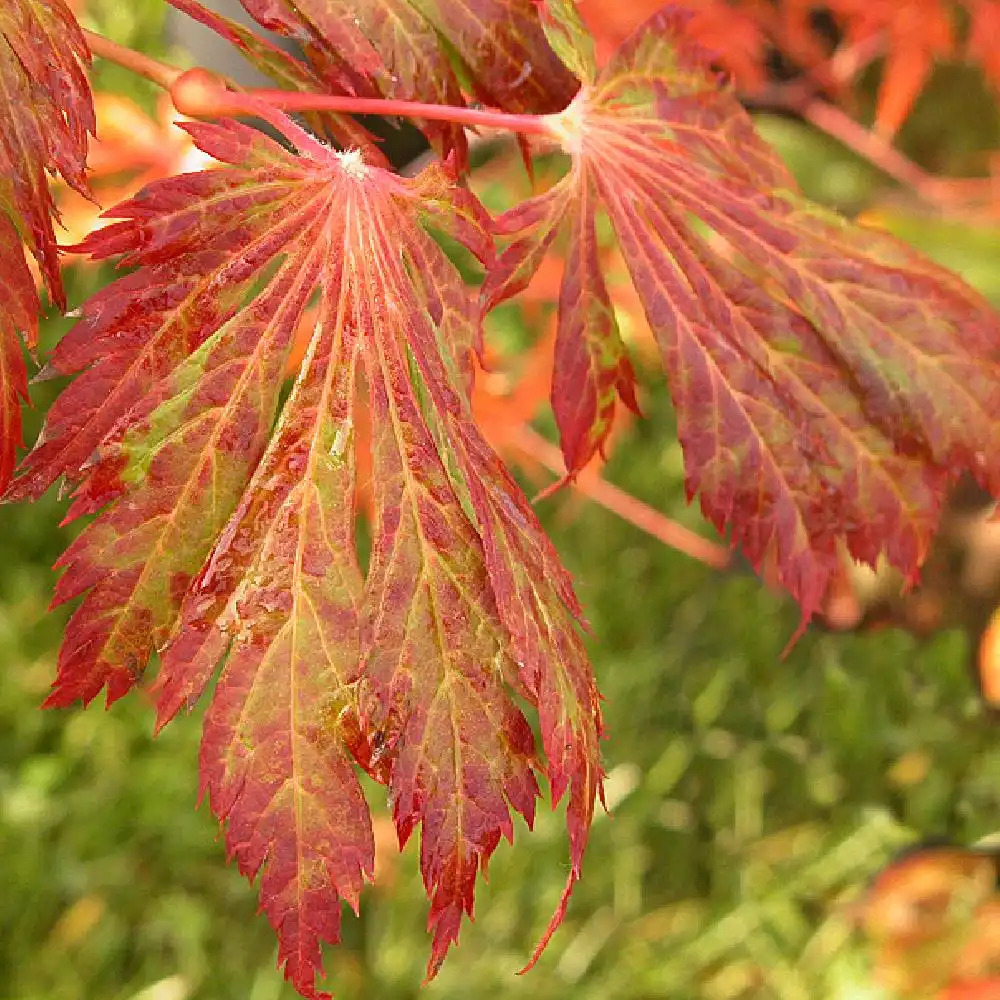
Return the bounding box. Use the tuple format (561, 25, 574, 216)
(219, 0, 579, 165)
(0, 0, 93, 490)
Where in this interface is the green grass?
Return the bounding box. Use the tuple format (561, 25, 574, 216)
(2, 368, 997, 1000)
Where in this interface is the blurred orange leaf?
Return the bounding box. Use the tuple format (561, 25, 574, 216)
(55, 94, 208, 250)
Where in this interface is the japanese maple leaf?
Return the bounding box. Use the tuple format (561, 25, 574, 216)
(223, 0, 578, 162)
(0, 0, 93, 490)
(11, 117, 602, 998)
(166, 0, 381, 157)
(489, 2, 1000, 622)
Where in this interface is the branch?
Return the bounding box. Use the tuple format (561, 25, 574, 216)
(802, 99, 928, 191)
(511, 425, 732, 571)
(749, 77, 996, 213)
(83, 29, 182, 90)
(170, 71, 554, 138)
(84, 30, 552, 141)
(799, 99, 991, 210)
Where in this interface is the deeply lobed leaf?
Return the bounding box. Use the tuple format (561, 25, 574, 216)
(165, 0, 385, 158)
(224, 0, 579, 164)
(16, 119, 603, 997)
(486, 4, 1000, 622)
(0, 0, 94, 490)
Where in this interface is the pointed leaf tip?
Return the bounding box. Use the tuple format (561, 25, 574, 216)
(519, 865, 580, 974)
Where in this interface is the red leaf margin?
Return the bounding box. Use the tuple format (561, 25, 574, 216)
(0, 0, 94, 491)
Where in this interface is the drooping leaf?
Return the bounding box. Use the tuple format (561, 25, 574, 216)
(229, 0, 579, 163)
(0, 0, 93, 489)
(17, 117, 602, 998)
(485, 5, 1000, 622)
(359, 347, 542, 978)
(165, 0, 384, 158)
(154, 306, 375, 996)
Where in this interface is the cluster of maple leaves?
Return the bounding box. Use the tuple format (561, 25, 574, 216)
(4, 1, 1000, 997)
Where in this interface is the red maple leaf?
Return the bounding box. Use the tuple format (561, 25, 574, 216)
(492, 2, 1000, 622)
(11, 117, 602, 997)
(0, 0, 93, 490)
(196, 0, 579, 165)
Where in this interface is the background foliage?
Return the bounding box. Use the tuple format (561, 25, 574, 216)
(2, 1, 999, 998)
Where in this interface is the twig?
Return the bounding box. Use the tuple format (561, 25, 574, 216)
(751, 77, 995, 213)
(176, 79, 555, 138)
(802, 98, 927, 190)
(512, 424, 732, 571)
(84, 29, 182, 90)
(85, 30, 555, 140)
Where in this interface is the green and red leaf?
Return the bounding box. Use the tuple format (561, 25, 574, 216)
(229, 0, 579, 163)
(486, 5, 1000, 621)
(165, 0, 385, 158)
(18, 117, 602, 997)
(15, 5, 1000, 998)
(360, 353, 541, 978)
(155, 299, 374, 996)
(0, 0, 94, 490)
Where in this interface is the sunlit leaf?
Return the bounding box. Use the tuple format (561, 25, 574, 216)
(14, 117, 602, 998)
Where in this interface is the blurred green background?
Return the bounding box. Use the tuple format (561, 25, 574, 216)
(2, 3, 999, 999)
